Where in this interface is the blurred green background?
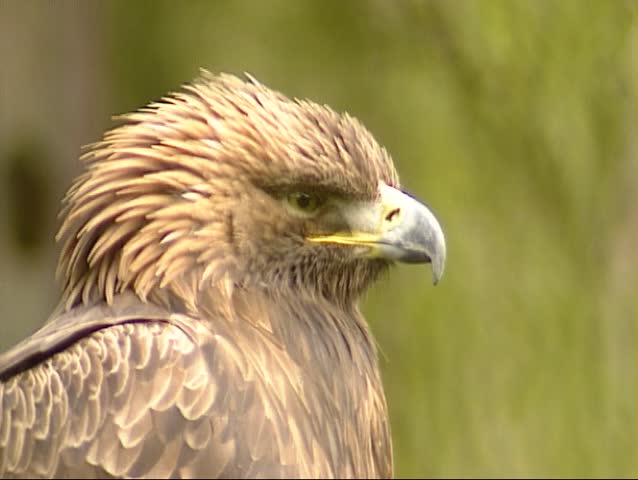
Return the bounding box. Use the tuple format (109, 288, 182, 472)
(1, 1, 637, 477)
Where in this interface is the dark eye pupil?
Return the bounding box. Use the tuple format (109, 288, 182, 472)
(297, 193, 311, 209)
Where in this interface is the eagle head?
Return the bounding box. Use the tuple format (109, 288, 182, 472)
(56, 71, 446, 312)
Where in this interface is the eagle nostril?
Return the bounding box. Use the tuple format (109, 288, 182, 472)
(385, 208, 400, 223)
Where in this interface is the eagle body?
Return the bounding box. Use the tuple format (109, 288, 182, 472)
(0, 290, 388, 478)
(0, 72, 445, 478)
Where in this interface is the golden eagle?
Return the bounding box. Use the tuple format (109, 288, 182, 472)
(0, 71, 446, 478)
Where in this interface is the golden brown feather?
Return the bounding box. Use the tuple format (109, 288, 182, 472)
(0, 70, 445, 478)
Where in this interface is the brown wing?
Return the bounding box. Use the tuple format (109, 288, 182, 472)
(0, 295, 304, 479)
(2, 309, 207, 476)
(0, 292, 391, 478)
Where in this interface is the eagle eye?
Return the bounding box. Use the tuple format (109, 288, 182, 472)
(286, 192, 323, 216)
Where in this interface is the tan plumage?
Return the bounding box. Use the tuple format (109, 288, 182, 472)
(0, 71, 446, 478)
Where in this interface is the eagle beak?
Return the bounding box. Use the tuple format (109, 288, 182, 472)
(308, 182, 447, 285)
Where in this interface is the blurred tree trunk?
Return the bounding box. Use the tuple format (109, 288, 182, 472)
(0, 2, 107, 348)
